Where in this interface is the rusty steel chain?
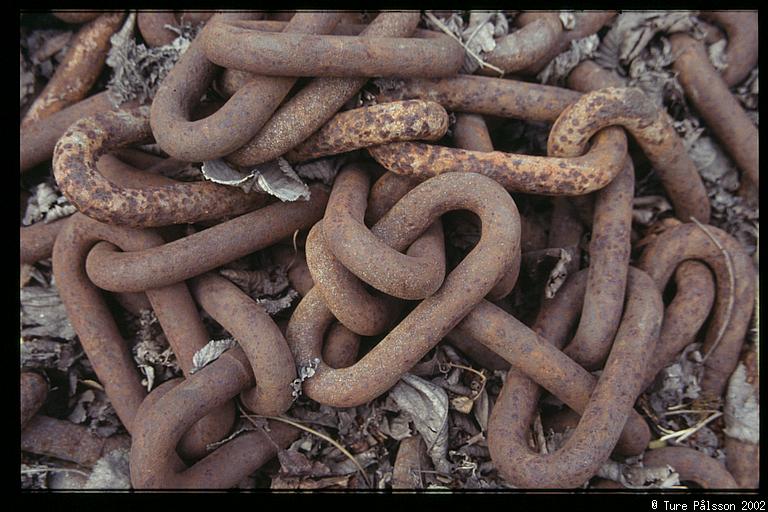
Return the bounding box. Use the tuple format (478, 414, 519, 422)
(20, 10, 758, 490)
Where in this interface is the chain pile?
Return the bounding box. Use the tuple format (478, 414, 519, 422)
(20, 10, 758, 490)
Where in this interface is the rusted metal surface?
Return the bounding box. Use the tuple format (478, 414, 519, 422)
(643, 446, 738, 489)
(150, 11, 333, 162)
(53, 106, 271, 227)
(448, 271, 652, 458)
(487, 268, 661, 488)
(452, 113, 519, 301)
(137, 11, 179, 47)
(547, 197, 583, 275)
(643, 261, 716, 389)
(22, 13, 125, 127)
(562, 158, 634, 370)
(84, 186, 327, 292)
(22, 415, 131, 467)
(670, 33, 759, 200)
(699, 11, 759, 87)
(482, 13, 562, 74)
(51, 11, 105, 24)
(20, 218, 69, 265)
(375, 76, 581, 121)
(285, 100, 449, 163)
(368, 126, 627, 196)
(548, 87, 710, 223)
(289, 172, 520, 407)
(21, 91, 129, 173)
(52, 213, 235, 459)
(637, 223, 756, 398)
(202, 19, 463, 77)
(129, 354, 299, 488)
(365, 171, 421, 226)
(321, 163, 447, 301)
(21, 372, 48, 429)
(189, 273, 296, 416)
(225, 12, 422, 167)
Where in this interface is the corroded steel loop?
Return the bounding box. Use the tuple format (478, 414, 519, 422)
(670, 33, 759, 200)
(53, 106, 272, 227)
(150, 12, 336, 162)
(322, 163, 447, 300)
(447, 269, 652, 458)
(452, 113, 519, 301)
(567, 59, 626, 92)
(637, 223, 756, 397)
(289, 172, 519, 407)
(643, 260, 716, 389)
(547, 87, 710, 223)
(225, 12, 422, 167)
(21, 372, 48, 429)
(84, 186, 328, 292)
(562, 157, 634, 370)
(642, 447, 738, 489)
(547, 197, 583, 275)
(481, 12, 562, 74)
(189, 273, 296, 416)
(375, 76, 581, 122)
(129, 356, 299, 489)
(22, 12, 125, 127)
(284, 100, 449, 163)
(368, 126, 627, 196)
(699, 11, 759, 87)
(137, 11, 180, 47)
(202, 19, 463, 77)
(306, 221, 404, 336)
(487, 268, 662, 488)
(21, 91, 136, 173)
(365, 170, 421, 226)
(22, 415, 131, 467)
(20, 218, 69, 265)
(52, 213, 235, 459)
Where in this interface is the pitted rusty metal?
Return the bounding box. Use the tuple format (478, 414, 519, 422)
(202, 18, 463, 77)
(670, 33, 759, 200)
(368, 126, 627, 196)
(562, 157, 634, 370)
(321, 163, 447, 301)
(487, 268, 661, 488)
(547, 87, 710, 223)
(22, 415, 131, 467)
(22, 12, 125, 127)
(20, 373, 48, 429)
(643, 261, 716, 390)
(642, 446, 738, 489)
(637, 223, 756, 398)
(51, 10, 106, 24)
(84, 186, 327, 292)
(289, 172, 520, 407)
(189, 273, 296, 416)
(129, 357, 299, 489)
(306, 221, 403, 336)
(473, 12, 617, 77)
(150, 12, 335, 162)
(21, 91, 134, 173)
(20, 218, 69, 265)
(448, 269, 652, 459)
(567, 60, 626, 91)
(52, 213, 236, 459)
(547, 197, 584, 275)
(365, 171, 421, 226)
(52, 106, 272, 227)
(284, 100, 449, 163)
(698, 11, 758, 88)
(225, 12, 422, 167)
(452, 113, 519, 301)
(137, 11, 218, 47)
(375, 76, 582, 121)
(137, 11, 180, 47)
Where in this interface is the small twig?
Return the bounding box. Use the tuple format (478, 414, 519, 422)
(660, 409, 720, 417)
(689, 217, 735, 364)
(445, 362, 487, 398)
(21, 467, 90, 478)
(240, 411, 371, 488)
(656, 411, 723, 442)
(423, 11, 505, 77)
